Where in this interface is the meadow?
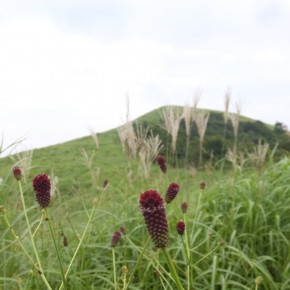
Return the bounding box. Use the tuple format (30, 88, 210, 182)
(1, 105, 290, 290)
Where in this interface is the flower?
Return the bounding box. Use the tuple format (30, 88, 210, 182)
(165, 182, 180, 204)
(111, 231, 121, 247)
(200, 181, 206, 190)
(181, 202, 188, 214)
(12, 167, 22, 181)
(157, 155, 167, 174)
(33, 174, 51, 208)
(120, 226, 126, 235)
(176, 221, 185, 235)
(140, 190, 169, 248)
(103, 179, 109, 188)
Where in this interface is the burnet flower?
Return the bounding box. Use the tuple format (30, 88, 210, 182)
(157, 155, 167, 174)
(140, 190, 169, 248)
(176, 221, 185, 235)
(165, 182, 180, 204)
(33, 174, 51, 208)
(181, 202, 188, 214)
(13, 167, 22, 181)
(111, 231, 121, 247)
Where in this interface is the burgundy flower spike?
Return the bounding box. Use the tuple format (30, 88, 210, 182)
(165, 182, 180, 204)
(33, 174, 51, 208)
(111, 231, 121, 247)
(13, 167, 22, 181)
(176, 221, 185, 235)
(157, 155, 167, 174)
(140, 190, 169, 248)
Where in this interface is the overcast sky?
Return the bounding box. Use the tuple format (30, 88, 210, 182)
(1, 0, 290, 154)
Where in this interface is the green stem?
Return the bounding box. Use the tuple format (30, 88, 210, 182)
(124, 236, 174, 286)
(112, 248, 117, 290)
(18, 181, 52, 290)
(192, 244, 219, 267)
(59, 200, 96, 290)
(124, 237, 150, 290)
(190, 189, 202, 246)
(183, 213, 191, 290)
(162, 248, 185, 290)
(3, 214, 38, 270)
(45, 209, 66, 290)
(33, 212, 44, 238)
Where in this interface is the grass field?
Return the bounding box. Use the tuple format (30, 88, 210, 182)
(1, 107, 290, 290)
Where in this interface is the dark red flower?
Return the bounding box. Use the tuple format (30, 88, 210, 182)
(120, 226, 126, 235)
(111, 231, 121, 247)
(33, 174, 51, 208)
(176, 221, 185, 235)
(103, 179, 109, 188)
(140, 190, 169, 248)
(157, 155, 167, 174)
(13, 167, 22, 181)
(181, 202, 188, 214)
(200, 181, 206, 190)
(165, 182, 180, 204)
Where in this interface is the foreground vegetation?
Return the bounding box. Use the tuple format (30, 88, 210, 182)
(1, 105, 290, 289)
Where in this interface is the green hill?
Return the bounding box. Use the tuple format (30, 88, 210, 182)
(0, 105, 289, 194)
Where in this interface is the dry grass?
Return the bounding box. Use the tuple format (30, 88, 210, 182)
(248, 139, 269, 171)
(10, 149, 33, 183)
(195, 111, 210, 167)
(138, 131, 163, 179)
(160, 107, 182, 152)
(224, 88, 231, 124)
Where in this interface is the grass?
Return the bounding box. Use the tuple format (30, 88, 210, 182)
(1, 106, 290, 289)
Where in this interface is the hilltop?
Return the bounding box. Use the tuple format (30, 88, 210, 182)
(0, 105, 289, 194)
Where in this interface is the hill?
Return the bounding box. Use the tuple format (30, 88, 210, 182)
(0, 105, 289, 194)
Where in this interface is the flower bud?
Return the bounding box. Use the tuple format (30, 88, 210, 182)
(165, 182, 180, 204)
(176, 221, 185, 235)
(13, 167, 22, 181)
(200, 181, 206, 190)
(111, 231, 121, 247)
(157, 155, 167, 174)
(181, 202, 188, 214)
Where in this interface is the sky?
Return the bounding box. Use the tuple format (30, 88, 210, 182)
(0, 0, 290, 155)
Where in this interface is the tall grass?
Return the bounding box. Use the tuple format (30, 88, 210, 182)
(1, 144, 290, 289)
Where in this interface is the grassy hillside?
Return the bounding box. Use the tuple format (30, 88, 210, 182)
(1, 106, 290, 289)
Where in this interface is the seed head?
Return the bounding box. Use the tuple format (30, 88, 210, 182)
(140, 190, 169, 248)
(157, 155, 167, 174)
(13, 167, 22, 181)
(176, 221, 185, 235)
(255, 276, 263, 285)
(181, 202, 188, 214)
(111, 231, 121, 247)
(33, 174, 51, 208)
(165, 182, 180, 204)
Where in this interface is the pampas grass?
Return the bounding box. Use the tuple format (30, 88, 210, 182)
(183, 102, 192, 165)
(160, 106, 182, 156)
(195, 111, 210, 167)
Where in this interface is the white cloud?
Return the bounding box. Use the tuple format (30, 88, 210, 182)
(0, 1, 290, 153)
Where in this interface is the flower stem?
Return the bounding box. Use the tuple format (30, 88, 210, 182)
(183, 213, 191, 290)
(123, 237, 150, 290)
(3, 214, 38, 270)
(162, 248, 185, 290)
(45, 209, 66, 290)
(112, 247, 117, 290)
(18, 180, 52, 290)
(190, 189, 202, 245)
